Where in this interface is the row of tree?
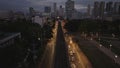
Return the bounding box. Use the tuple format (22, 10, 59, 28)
(0, 19, 54, 68)
(64, 19, 120, 35)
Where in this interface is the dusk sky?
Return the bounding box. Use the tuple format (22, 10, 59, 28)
(0, 0, 119, 12)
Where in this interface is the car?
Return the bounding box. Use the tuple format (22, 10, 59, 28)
(71, 56, 75, 62)
(70, 50, 74, 56)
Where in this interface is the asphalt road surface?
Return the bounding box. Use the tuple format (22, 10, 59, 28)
(53, 21, 70, 68)
(38, 21, 58, 68)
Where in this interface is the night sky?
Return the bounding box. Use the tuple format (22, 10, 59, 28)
(0, 0, 119, 12)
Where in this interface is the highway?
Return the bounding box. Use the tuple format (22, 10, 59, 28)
(38, 20, 92, 68)
(62, 21, 92, 68)
(65, 36, 92, 68)
(38, 21, 70, 68)
(38, 21, 58, 68)
(53, 21, 70, 68)
(81, 35, 120, 65)
(90, 40, 120, 65)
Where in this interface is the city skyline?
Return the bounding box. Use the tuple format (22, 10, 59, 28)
(0, 0, 120, 68)
(0, 0, 119, 12)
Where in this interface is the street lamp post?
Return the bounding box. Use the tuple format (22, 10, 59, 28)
(112, 33, 115, 38)
(98, 37, 101, 44)
(114, 55, 118, 63)
(41, 28, 43, 46)
(70, 39, 73, 44)
(98, 37, 100, 40)
(38, 38, 40, 41)
(110, 44, 112, 51)
(99, 44, 102, 47)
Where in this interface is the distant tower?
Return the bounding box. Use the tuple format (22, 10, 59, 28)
(114, 2, 118, 14)
(114, 2, 120, 14)
(44, 6, 51, 13)
(29, 7, 35, 20)
(53, 3, 57, 17)
(119, 5, 120, 15)
(106, 2, 113, 13)
(59, 5, 65, 18)
(93, 1, 100, 18)
(87, 4, 91, 17)
(99, 1, 105, 19)
(65, 0, 75, 19)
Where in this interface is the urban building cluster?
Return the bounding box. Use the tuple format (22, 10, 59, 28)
(0, 10, 25, 21)
(93, 1, 120, 21)
(0, 0, 120, 21)
(0, 0, 80, 21)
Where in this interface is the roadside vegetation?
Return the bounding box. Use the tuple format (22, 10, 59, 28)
(64, 19, 120, 68)
(64, 19, 120, 35)
(0, 19, 54, 68)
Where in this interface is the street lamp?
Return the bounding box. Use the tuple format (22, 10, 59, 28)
(38, 38, 40, 41)
(84, 33, 87, 39)
(114, 55, 118, 63)
(112, 33, 115, 38)
(98, 37, 101, 43)
(68, 45, 71, 49)
(99, 44, 102, 47)
(115, 55, 118, 58)
(90, 37, 93, 40)
(110, 44, 112, 50)
(70, 40, 73, 44)
(69, 37, 73, 44)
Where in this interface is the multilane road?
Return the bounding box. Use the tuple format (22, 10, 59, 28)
(38, 21, 92, 68)
(62, 21, 92, 68)
(38, 21, 58, 68)
(53, 21, 70, 68)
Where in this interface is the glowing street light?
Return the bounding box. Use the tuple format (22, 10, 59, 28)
(69, 37, 73, 44)
(90, 37, 93, 40)
(68, 45, 71, 48)
(110, 44, 112, 50)
(70, 40, 73, 44)
(114, 55, 118, 63)
(98, 37, 101, 41)
(98, 37, 101, 42)
(99, 44, 102, 47)
(38, 38, 40, 40)
(115, 55, 118, 58)
(57, 16, 60, 19)
(112, 33, 115, 38)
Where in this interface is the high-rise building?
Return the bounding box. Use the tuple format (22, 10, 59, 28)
(114, 2, 118, 14)
(87, 4, 91, 17)
(119, 5, 120, 15)
(99, 1, 105, 19)
(29, 7, 35, 17)
(44, 6, 51, 13)
(29, 7, 36, 21)
(54, 3, 57, 12)
(58, 5, 65, 18)
(93, 1, 100, 18)
(114, 2, 120, 14)
(106, 2, 113, 13)
(53, 3, 57, 17)
(65, 0, 75, 19)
